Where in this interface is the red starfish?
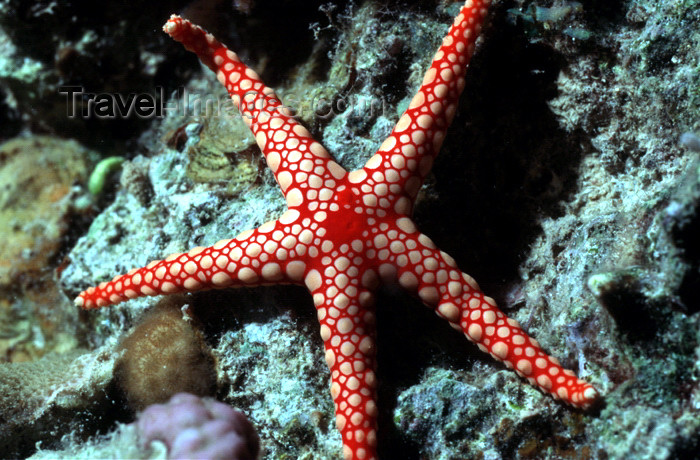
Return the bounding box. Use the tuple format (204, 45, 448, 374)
(75, 1, 599, 458)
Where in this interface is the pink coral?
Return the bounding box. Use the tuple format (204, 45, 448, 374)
(136, 393, 259, 460)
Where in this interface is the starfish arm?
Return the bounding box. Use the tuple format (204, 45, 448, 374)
(304, 269, 379, 460)
(356, 0, 490, 214)
(74, 218, 309, 309)
(386, 220, 599, 409)
(163, 15, 348, 200)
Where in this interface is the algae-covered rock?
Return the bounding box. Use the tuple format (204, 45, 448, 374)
(0, 136, 94, 287)
(395, 366, 590, 459)
(0, 136, 96, 361)
(0, 0, 173, 149)
(29, 423, 160, 460)
(213, 309, 340, 459)
(0, 346, 120, 457)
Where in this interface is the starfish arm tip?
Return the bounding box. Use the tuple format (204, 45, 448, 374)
(584, 386, 599, 399)
(579, 385, 601, 409)
(74, 292, 104, 310)
(162, 15, 180, 35)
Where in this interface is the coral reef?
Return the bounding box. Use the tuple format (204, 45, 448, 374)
(0, 0, 698, 458)
(0, 136, 94, 288)
(0, 136, 96, 361)
(0, 346, 120, 457)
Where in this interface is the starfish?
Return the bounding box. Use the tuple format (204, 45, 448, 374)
(75, 1, 599, 459)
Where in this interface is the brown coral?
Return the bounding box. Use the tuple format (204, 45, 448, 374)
(115, 297, 217, 411)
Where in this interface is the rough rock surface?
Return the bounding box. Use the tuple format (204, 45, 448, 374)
(0, 136, 96, 362)
(0, 345, 121, 456)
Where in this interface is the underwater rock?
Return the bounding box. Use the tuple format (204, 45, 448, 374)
(0, 346, 119, 457)
(661, 154, 700, 314)
(0, 1, 171, 148)
(587, 267, 660, 340)
(28, 423, 156, 460)
(29, 393, 258, 460)
(60, 148, 287, 332)
(0, 136, 95, 360)
(213, 309, 340, 459)
(0, 136, 94, 288)
(395, 366, 591, 459)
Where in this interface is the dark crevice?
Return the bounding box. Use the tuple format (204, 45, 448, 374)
(415, 9, 582, 298)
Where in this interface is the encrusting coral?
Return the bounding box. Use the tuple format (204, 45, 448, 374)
(115, 297, 217, 411)
(0, 347, 118, 457)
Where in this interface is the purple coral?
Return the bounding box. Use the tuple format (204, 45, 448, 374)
(136, 393, 259, 460)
